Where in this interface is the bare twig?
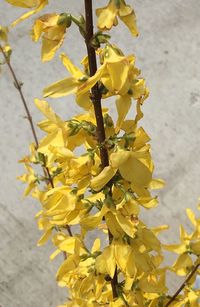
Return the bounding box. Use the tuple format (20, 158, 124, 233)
(164, 261, 200, 306)
(0, 44, 39, 147)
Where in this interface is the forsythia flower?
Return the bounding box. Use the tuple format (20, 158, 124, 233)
(43, 53, 92, 110)
(43, 44, 148, 115)
(6, 0, 48, 26)
(96, 0, 139, 36)
(18, 163, 38, 196)
(32, 14, 68, 62)
(78, 44, 148, 99)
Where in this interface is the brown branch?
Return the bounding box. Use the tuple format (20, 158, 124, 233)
(164, 261, 200, 306)
(84, 0, 118, 298)
(0, 44, 54, 187)
(0, 44, 73, 237)
(0, 44, 38, 147)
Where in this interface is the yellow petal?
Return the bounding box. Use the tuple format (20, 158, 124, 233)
(119, 153, 152, 186)
(115, 95, 132, 133)
(80, 205, 108, 230)
(111, 150, 152, 187)
(134, 127, 150, 149)
(91, 238, 101, 253)
(190, 240, 200, 255)
(50, 249, 62, 260)
(105, 212, 124, 238)
(188, 290, 199, 305)
(60, 53, 84, 79)
(77, 63, 106, 96)
(38, 129, 65, 154)
(32, 19, 44, 41)
(59, 237, 81, 254)
(114, 240, 133, 274)
(151, 225, 169, 236)
(121, 119, 136, 133)
(126, 252, 138, 278)
(110, 150, 131, 169)
(43, 77, 78, 98)
(116, 211, 137, 238)
(90, 166, 117, 191)
(149, 178, 165, 190)
(137, 196, 158, 209)
(139, 271, 167, 293)
(10, 0, 48, 27)
(34, 99, 63, 125)
(95, 245, 116, 278)
(141, 228, 161, 252)
(162, 243, 187, 254)
(6, 0, 38, 8)
(119, 11, 139, 37)
(186, 208, 197, 227)
(56, 254, 79, 285)
(41, 33, 64, 62)
(106, 59, 130, 94)
(135, 99, 143, 123)
(76, 91, 92, 110)
(96, 1, 118, 31)
(37, 228, 52, 246)
(172, 254, 193, 276)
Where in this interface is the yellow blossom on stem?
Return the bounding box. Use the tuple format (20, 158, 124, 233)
(96, 0, 139, 36)
(32, 14, 69, 62)
(3, 0, 200, 305)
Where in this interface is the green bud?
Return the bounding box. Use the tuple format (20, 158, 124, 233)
(78, 15, 85, 25)
(114, 0, 121, 9)
(57, 13, 72, 28)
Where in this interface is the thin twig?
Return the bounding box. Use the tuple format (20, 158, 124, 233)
(0, 44, 39, 147)
(0, 44, 54, 184)
(84, 0, 118, 298)
(164, 261, 200, 306)
(0, 44, 73, 237)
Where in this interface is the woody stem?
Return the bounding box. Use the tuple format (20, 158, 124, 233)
(0, 44, 75, 238)
(84, 0, 118, 298)
(164, 261, 200, 306)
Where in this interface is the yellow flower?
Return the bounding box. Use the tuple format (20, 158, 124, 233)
(6, 0, 48, 26)
(139, 270, 167, 293)
(32, 14, 67, 62)
(90, 165, 117, 191)
(95, 244, 116, 278)
(43, 53, 92, 110)
(78, 45, 135, 97)
(172, 254, 193, 276)
(110, 149, 152, 188)
(96, 0, 139, 36)
(163, 225, 191, 254)
(78, 45, 148, 105)
(18, 163, 38, 196)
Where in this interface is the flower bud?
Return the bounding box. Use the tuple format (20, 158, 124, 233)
(57, 13, 72, 28)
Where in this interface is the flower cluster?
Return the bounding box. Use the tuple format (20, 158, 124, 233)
(2, 0, 200, 306)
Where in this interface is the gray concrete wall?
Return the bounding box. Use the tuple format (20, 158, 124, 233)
(0, 0, 200, 306)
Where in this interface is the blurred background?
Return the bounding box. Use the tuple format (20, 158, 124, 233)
(0, 0, 200, 306)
